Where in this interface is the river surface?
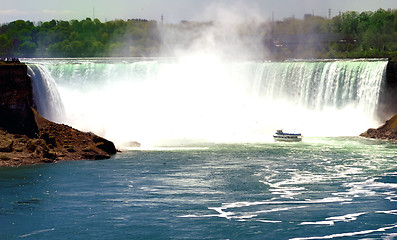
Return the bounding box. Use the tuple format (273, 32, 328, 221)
(1, 137, 396, 239)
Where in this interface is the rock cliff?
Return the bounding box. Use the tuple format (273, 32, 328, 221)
(0, 61, 117, 167)
(377, 57, 397, 119)
(360, 114, 397, 140)
(361, 57, 397, 140)
(0, 62, 38, 138)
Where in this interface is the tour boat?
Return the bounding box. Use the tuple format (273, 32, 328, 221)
(273, 130, 302, 142)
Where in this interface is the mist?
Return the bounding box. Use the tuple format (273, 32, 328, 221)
(158, 2, 269, 60)
(27, 58, 385, 148)
(23, 3, 392, 148)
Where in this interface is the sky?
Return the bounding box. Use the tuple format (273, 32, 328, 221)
(0, 0, 397, 24)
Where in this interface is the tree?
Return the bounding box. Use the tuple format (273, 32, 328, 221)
(0, 35, 11, 55)
(18, 41, 37, 57)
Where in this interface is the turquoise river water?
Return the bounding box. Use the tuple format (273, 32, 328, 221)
(1, 58, 395, 239)
(1, 138, 397, 239)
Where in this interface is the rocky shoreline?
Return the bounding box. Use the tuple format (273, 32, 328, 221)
(0, 110, 117, 167)
(0, 61, 117, 167)
(360, 114, 397, 141)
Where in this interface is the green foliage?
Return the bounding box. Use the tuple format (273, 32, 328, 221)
(1, 8, 397, 58)
(0, 35, 12, 55)
(18, 41, 36, 56)
(264, 8, 397, 58)
(0, 18, 160, 57)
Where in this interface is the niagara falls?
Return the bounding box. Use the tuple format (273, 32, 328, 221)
(26, 58, 388, 147)
(1, 1, 397, 239)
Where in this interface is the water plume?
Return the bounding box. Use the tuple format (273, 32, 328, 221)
(159, 2, 268, 60)
(24, 4, 388, 147)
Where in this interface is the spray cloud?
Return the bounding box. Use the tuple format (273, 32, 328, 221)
(159, 1, 269, 60)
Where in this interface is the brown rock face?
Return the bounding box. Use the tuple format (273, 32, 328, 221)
(0, 63, 38, 137)
(34, 110, 117, 161)
(0, 62, 117, 167)
(360, 114, 397, 140)
(378, 58, 397, 120)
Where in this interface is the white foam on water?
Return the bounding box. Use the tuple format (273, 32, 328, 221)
(334, 178, 397, 201)
(19, 228, 56, 238)
(255, 206, 308, 214)
(207, 204, 308, 221)
(123, 146, 209, 151)
(290, 224, 397, 240)
(205, 197, 353, 221)
(376, 210, 397, 215)
(300, 212, 367, 226)
(257, 219, 282, 223)
(383, 232, 397, 240)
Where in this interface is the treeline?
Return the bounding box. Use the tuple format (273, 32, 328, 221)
(266, 8, 397, 58)
(0, 18, 161, 57)
(1, 8, 397, 58)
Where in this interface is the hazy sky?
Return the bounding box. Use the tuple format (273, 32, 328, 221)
(1, 0, 396, 24)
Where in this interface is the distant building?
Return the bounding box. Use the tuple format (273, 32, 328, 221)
(304, 14, 313, 20)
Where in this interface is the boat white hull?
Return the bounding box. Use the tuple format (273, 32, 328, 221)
(273, 136, 302, 142)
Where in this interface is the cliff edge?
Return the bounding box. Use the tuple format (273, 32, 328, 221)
(378, 57, 397, 119)
(0, 61, 117, 167)
(0, 61, 38, 138)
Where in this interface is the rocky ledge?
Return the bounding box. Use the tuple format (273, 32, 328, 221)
(0, 110, 117, 167)
(360, 114, 397, 140)
(0, 61, 117, 167)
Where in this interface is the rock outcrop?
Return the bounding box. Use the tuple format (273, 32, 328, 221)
(0, 61, 117, 167)
(360, 114, 397, 140)
(0, 62, 38, 138)
(362, 57, 397, 140)
(378, 57, 397, 120)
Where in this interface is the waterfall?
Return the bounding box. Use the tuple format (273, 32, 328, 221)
(26, 58, 388, 146)
(28, 64, 65, 123)
(253, 60, 386, 118)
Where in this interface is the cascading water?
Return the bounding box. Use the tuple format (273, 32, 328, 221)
(27, 64, 65, 123)
(256, 61, 386, 115)
(26, 58, 388, 146)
